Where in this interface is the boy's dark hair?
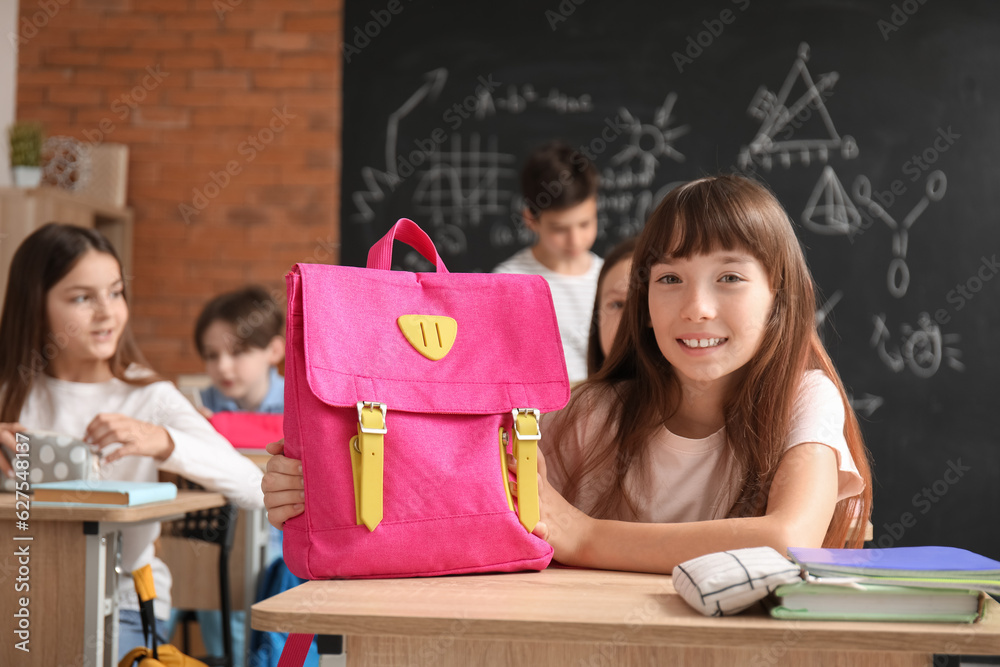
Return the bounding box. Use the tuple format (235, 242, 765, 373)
(521, 141, 599, 216)
(194, 285, 284, 357)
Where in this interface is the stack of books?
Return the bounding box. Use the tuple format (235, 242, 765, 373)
(768, 546, 1000, 622)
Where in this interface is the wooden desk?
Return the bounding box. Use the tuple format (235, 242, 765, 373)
(0, 490, 226, 667)
(252, 568, 1000, 667)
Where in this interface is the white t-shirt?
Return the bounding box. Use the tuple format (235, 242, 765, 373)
(493, 247, 603, 383)
(19, 371, 265, 619)
(544, 370, 864, 523)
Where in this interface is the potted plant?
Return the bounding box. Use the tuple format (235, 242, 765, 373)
(8, 121, 44, 187)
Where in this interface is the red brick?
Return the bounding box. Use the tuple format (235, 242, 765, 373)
(44, 48, 101, 66)
(163, 89, 228, 107)
(17, 88, 45, 104)
(277, 169, 336, 186)
(219, 10, 284, 30)
(102, 51, 164, 70)
(220, 51, 277, 69)
(74, 69, 130, 86)
(251, 32, 310, 51)
(132, 107, 191, 129)
(134, 0, 193, 12)
(190, 108, 255, 127)
(253, 70, 312, 89)
(281, 91, 336, 109)
(188, 31, 248, 50)
(103, 15, 162, 31)
(310, 70, 339, 89)
(48, 86, 104, 105)
(128, 32, 189, 50)
(73, 108, 121, 125)
(17, 69, 73, 85)
(221, 90, 279, 108)
(162, 51, 218, 70)
(283, 13, 341, 33)
(278, 54, 335, 70)
(75, 31, 132, 48)
(191, 70, 249, 89)
(78, 0, 131, 11)
(162, 14, 223, 31)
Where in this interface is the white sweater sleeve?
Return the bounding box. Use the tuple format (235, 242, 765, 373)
(151, 382, 265, 510)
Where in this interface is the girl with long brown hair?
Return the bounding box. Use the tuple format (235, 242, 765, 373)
(0, 223, 264, 655)
(520, 174, 872, 572)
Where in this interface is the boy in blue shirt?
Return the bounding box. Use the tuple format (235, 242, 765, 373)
(194, 286, 285, 416)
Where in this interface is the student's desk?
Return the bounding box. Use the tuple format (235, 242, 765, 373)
(0, 490, 226, 667)
(252, 567, 1000, 667)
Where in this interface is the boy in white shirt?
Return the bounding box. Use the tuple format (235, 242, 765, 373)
(493, 141, 601, 383)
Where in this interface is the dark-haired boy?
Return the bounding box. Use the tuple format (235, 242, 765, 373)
(194, 285, 285, 416)
(494, 141, 602, 383)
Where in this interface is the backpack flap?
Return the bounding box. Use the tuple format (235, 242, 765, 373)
(290, 262, 570, 415)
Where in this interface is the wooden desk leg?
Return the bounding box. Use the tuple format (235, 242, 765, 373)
(346, 636, 931, 667)
(243, 508, 270, 666)
(83, 523, 121, 667)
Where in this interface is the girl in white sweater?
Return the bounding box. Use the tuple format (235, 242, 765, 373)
(0, 223, 264, 657)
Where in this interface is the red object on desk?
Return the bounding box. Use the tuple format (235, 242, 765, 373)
(209, 412, 283, 449)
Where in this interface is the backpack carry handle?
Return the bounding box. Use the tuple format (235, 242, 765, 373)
(367, 218, 450, 273)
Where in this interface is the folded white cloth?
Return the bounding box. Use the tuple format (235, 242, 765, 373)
(673, 546, 803, 616)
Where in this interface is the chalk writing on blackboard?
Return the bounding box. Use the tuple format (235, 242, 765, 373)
(870, 313, 964, 378)
(738, 43, 858, 171)
(849, 394, 884, 418)
(412, 133, 519, 254)
(815, 289, 843, 330)
(854, 170, 947, 298)
(802, 166, 862, 236)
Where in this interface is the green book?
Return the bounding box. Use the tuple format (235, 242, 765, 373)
(769, 580, 984, 623)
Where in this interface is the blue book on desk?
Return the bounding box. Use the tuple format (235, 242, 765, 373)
(32, 480, 177, 506)
(788, 546, 1000, 594)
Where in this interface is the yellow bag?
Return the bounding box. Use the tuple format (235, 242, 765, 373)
(118, 644, 209, 667)
(118, 565, 208, 667)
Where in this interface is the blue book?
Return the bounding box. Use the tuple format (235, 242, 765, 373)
(788, 546, 1000, 594)
(32, 480, 178, 506)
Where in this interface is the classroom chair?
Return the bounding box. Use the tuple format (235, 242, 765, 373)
(162, 479, 240, 667)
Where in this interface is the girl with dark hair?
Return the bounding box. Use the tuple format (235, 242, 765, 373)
(586, 237, 638, 377)
(259, 175, 872, 573)
(0, 223, 264, 655)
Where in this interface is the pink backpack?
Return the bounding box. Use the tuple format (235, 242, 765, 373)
(280, 219, 569, 580)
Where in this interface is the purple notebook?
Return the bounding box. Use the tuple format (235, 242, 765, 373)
(788, 546, 1000, 578)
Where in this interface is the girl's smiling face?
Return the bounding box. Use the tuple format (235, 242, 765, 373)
(647, 249, 774, 394)
(45, 250, 128, 380)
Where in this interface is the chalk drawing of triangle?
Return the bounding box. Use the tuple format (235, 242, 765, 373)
(802, 166, 861, 235)
(745, 43, 857, 167)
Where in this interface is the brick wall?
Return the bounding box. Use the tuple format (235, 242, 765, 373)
(15, 0, 342, 378)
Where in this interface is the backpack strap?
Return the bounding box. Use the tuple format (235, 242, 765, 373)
(277, 633, 314, 667)
(512, 409, 541, 532)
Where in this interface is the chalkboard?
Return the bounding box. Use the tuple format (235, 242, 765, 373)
(340, 0, 1000, 558)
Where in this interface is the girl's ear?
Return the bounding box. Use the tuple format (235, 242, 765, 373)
(266, 336, 285, 365)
